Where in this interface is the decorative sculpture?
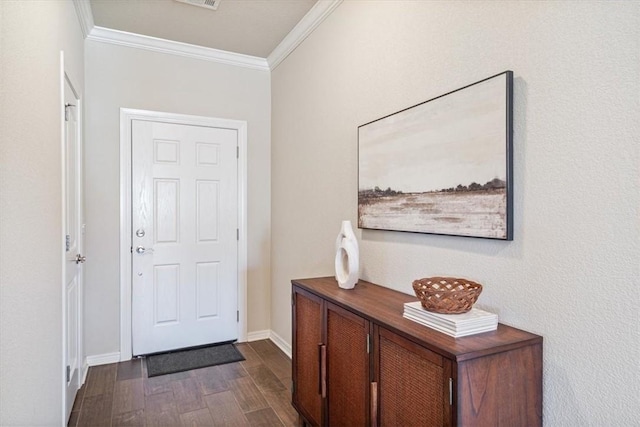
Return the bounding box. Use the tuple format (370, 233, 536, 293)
(335, 220, 359, 289)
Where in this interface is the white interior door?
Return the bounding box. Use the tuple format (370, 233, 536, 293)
(131, 120, 239, 356)
(63, 76, 83, 421)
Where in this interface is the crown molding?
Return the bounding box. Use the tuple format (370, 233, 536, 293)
(87, 26, 270, 71)
(267, 0, 343, 70)
(77, 0, 341, 71)
(73, 0, 95, 39)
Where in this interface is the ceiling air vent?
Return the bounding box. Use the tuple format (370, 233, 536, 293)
(175, 0, 222, 11)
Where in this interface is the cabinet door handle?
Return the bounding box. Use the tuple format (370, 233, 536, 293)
(370, 381, 378, 427)
(318, 343, 322, 395)
(320, 344, 327, 399)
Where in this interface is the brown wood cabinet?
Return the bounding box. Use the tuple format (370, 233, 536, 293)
(291, 277, 542, 427)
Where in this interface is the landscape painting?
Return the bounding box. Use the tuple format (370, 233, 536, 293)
(358, 71, 513, 240)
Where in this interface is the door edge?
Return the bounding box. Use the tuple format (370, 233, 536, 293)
(61, 51, 84, 425)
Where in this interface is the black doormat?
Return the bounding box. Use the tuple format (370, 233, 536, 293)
(146, 343, 245, 377)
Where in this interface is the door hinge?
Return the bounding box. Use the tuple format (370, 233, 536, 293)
(366, 334, 370, 354)
(64, 103, 75, 122)
(237, 229, 239, 240)
(66, 365, 70, 382)
(237, 310, 240, 322)
(65, 235, 71, 252)
(130, 246, 133, 254)
(449, 377, 453, 405)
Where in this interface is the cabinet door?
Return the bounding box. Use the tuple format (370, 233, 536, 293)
(292, 287, 324, 426)
(375, 327, 452, 427)
(326, 302, 370, 426)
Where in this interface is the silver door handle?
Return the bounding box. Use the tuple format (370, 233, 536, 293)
(135, 246, 154, 255)
(75, 254, 86, 264)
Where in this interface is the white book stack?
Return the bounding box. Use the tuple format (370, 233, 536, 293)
(403, 301, 498, 338)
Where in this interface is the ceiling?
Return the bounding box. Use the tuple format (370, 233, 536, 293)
(90, 0, 318, 58)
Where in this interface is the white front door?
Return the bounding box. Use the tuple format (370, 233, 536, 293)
(63, 76, 83, 421)
(131, 120, 239, 356)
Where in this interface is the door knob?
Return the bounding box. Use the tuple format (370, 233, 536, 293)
(135, 246, 154, 255)
(75, 254, 86, 264)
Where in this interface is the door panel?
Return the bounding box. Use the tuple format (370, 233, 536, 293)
(154, 264, 179, 324)
(132, 120, 238, 355)
(196, 180, 219, 241)
(155, 179, 179, 243)
(196, 262, 219, 318)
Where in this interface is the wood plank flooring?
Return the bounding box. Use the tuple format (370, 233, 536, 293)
(68, 340, 298, 427)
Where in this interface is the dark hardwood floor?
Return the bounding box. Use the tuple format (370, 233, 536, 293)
(68, 340, 298, 427)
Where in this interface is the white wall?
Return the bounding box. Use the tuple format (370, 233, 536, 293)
(0, 0, 84, 424)
(84, 41, 271, 357)
(272, 1, 639, 425)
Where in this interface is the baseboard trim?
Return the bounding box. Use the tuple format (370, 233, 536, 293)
(246, 330, 271, 342)
(81, 361, 89, 385)
(269, 330, 292, 359)
(86, 352, 121, 367)
(246, 329, 292, 359)
(89, 334, 287, 365)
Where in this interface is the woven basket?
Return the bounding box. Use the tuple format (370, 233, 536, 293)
(412, 277, 483, 314)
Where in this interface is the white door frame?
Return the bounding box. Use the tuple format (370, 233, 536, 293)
(61, 51, 84, 425)
(119, 108, 248, 361)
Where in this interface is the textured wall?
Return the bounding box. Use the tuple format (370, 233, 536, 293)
(84, 41, 271, 357)
(0, 0, 84, 424)
(271, 1, 640, 425)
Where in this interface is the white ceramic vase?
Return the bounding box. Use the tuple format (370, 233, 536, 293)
(334, 220, 359, 289)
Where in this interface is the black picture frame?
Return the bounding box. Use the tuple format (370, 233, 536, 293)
(358, 71, 513, 240)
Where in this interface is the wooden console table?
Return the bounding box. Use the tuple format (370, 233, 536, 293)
(291, 277, 542, 426)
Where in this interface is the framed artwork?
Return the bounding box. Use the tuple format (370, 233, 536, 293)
(358, 71, 513, 240)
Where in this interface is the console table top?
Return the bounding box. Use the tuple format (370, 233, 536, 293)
(292, 276, 542, 362)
